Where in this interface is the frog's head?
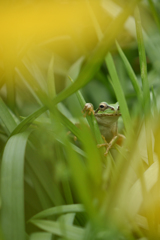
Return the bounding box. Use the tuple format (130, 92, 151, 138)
(94, 102, 121, 127)
(95, 102, 121, 116)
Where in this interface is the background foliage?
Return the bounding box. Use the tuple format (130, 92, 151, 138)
(0, 0, 160, 239)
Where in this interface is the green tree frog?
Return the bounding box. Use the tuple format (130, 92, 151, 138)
(83, 102, 124, 155)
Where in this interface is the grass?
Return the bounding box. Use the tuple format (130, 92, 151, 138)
(0, 0, 160, 240)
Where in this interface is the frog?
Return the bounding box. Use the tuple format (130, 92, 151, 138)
(82, 102, 125, 155)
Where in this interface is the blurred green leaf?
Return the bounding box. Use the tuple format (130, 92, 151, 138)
(105, 53, 132, 135)
(30, 219, 84, 240)
(47, 56, 56, 98)
(1, 131, 31, 240)
(57, 109, 83, 142)
(29, 232, 52, 240)
(116, 41, 142, 102)
(148, 0, 160, 32)
(0, 97, 17, 135)
(25, 162, 54, 210)
(65, 139, 97, 220)
(126, 161, 159, 218)
(135, 7, 153, 165)
(26, 150, 64, 207)
(5, 67, 15, 111)
(10, 107, 46, 136)
(79, 123, 102, 186)
(31, 204, 84, 220)
(135, 7, 150, 107)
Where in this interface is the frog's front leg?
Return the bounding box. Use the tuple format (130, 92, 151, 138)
(97, 134, 125, 156)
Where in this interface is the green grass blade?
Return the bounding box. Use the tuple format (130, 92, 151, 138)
(0, 226, 5, 240)
(60, 213, 76, 225)
(30, 220, 84, 240)
(65, 140, 97, 220)
(29, 232, 52, 240)
(47, 56, 56, 98)
(151, 86, 158, 114)
(1, 131, 31, 240)
(24, 181, 42, 212)
(67, 76, 86, 109)
(86, 0, 103, 41)
(25, 163, 54, 210)
(134, 7, 150, 107)
(16, 68, 42, 106)
(26, 151, 64, 207)
(5, 67, 15, 111)
(25, 233, 29, 240)
(0, 97, 17, 135)
(57, 109, 83, 142)
(105, 53, 132, 135)
(116, 41, 142, 102)
(79, 123, 102, 186)
(31, 204, 84, 220)
(148, 0, 160, 32)
(10, 106, 46, 136)
(135, 7, 153, 165)
(10, 104, 82, 142)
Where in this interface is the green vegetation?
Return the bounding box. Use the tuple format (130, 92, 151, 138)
(0, 0, 160, 239)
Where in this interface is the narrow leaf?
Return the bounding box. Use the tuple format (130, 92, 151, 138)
(134, 7, 150, 106)
(31, 204, 84, 220)
(148, 0, 160, 32)
(47, 56, 56, 98)
(116, 41, 142, 102)
(30, 219, 84, 240)
(1, 132, 31, 240)
(26, 152, 64, 207)
(10, 106, 46, 136)
(105, 53, 132, 135)
(135, 7, 153, 165)
(0, 97, 17, 135)
(29, 232, 52, 240)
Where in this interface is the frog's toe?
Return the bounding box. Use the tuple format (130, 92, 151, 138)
(97, 143, 109, 148)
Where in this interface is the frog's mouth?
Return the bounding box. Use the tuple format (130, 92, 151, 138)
(95, 112, 121, 117)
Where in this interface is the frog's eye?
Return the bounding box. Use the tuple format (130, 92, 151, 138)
(100, 104, 105, 108)
(99, 103, 108, 110)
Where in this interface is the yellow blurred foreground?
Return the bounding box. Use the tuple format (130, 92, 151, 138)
(0, 0, 112, 66)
